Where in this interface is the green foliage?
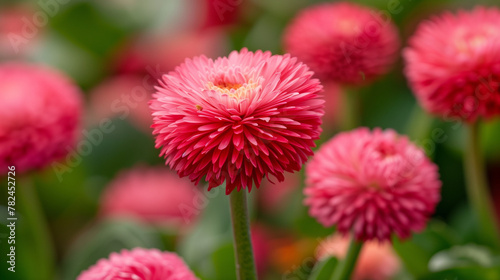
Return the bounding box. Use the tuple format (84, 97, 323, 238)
(308, 257, 339, 280)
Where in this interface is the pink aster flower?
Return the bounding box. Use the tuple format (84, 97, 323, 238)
(77, 248, 198, 280)
(151, 48, 324, 194)
(0, 63, 82, 174)
(284, 2, 400, 85)
(100, 166, 201, 226)
(316, 235, 400, 280)
(404, 7, 500, 122)
(304, 128, 441, 241)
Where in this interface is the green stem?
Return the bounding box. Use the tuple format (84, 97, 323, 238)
(229, 190, 257, 280)
(341, 88, 360, 131)
(464, 122, 500, 249)
(405, 105, 434, 142)
(18, 177, 55, 280)
(331, 238, 363, 280)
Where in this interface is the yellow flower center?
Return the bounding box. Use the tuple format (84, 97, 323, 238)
(207, 80, 258, 99)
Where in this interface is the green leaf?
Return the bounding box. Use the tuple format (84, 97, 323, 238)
(308, 257, 339, 280)
(178, 186, 233, 275)
(393, 220, 459, 277)
(429, 244, 495, 272)
(50, 2, 129, 59)
(418, 265, 500, 280)
(62, 219, 164, 280)
(481, 119, 500, 160)
(294, 207, 335, 238)
(211, 242, 237, 280)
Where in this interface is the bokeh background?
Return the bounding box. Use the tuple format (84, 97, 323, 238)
(1, 0, 500, 279)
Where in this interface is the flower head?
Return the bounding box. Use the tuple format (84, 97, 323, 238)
(77, 248, 198, 280)
(304, 128, 441, 241)
(0, 63, 82, 174)
(316, 235, 400, 280)
(404, 7, 500, 122)
(284, 2, 400, 85)
(100, 166, 201, 226)
(151, 48, 324, 194)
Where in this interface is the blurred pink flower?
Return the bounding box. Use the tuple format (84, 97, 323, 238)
(77, 248, 198, 280)
(305, 128, 441, 241)
(316, 235, 400, 280)
(0, 63, 82, 174)
(404, 6, 500, 122)
(199, 0, 242, 29)
(0, 5, 41, 57)
(114, 29, 227, 78)
(151, 48, 324, 194)
(89, 75, 152, 132)
(101, 166, 201, 226)
(259, 172, 301, 212)
(284, 2, 399, 85)
(147, 30, 228, 76)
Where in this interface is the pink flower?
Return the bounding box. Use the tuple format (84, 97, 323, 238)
(89, 75, 152, 132)
(284, 2, 400, 85)
(316, 235, 400, 280)
(0, 5, 41, 57)
(77, 248, 198, 280)
(101, 166, 201, 226)
(404, 7, 500, 122)
(114, 29, 227, 78)
(304, 128, 441, 241)
(0, 63, 82, 174)
(199, 0, 242, 29)
(151, 48, 324, 194)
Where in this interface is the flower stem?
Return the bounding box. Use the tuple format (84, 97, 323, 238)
(331, 237, 363, 280)
(464, 122, 500, 249)
(229, 190, 257, 280)
(341, 88, 361, 131)
(18, 177, 55, 280)
(405, 105, 434, 142)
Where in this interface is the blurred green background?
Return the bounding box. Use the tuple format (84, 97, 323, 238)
(1, 0, 500, 279)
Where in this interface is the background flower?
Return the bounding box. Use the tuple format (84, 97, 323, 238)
(77, 248, 199, 280)
(100, 166, 202, 226)
(0, 63, 82, 174)
(305, 128, 441, 241)
(89, 75, 152, 132)
(316, 234, 401, 280)
(284, 2, 400, 85)
(404, 6, 500, 122)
